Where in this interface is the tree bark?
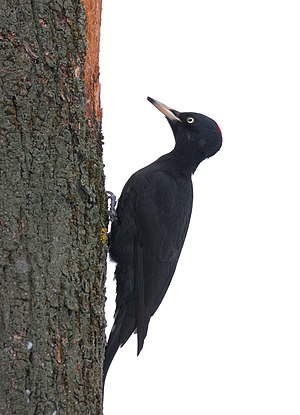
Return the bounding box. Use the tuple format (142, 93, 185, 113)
(0, 1, 106, 414)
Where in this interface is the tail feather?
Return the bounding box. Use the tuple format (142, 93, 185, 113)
(103, 307, 135, 385)
(103, 325, 120, 384)
(137, 313, 151, 356)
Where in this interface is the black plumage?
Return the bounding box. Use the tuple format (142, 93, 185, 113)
(104, 97, 222, 382)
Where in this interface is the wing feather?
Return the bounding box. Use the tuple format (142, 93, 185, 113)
(133, 170, 193, 352)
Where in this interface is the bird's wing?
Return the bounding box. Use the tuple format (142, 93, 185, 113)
(133, 170, 193, 354)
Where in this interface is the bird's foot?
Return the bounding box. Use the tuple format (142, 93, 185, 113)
(106, 191, 117, 221)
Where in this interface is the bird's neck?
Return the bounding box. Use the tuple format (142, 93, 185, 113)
(158, 149, 204, 177)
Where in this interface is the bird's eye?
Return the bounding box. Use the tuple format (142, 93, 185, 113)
(186, 117, 194, 124)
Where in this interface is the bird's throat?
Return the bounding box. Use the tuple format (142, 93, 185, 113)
(160, 149, 205, 177)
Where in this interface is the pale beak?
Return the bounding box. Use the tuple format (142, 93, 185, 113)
(147, 97, 182, 122)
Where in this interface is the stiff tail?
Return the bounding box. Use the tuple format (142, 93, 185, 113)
(103, 325, 120, 384)
(103, 307, 135, 386)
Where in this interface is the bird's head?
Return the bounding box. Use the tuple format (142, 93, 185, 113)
(147, 97, 222, 170)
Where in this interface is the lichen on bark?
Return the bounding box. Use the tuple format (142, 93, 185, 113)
(0, 1, 106, 414)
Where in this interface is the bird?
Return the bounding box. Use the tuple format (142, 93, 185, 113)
(104, 96, 222, 383)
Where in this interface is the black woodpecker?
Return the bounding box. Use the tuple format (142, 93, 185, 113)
(104, 97, 222, 383)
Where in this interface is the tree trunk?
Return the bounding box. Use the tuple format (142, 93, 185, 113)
(0, 1, 106, 414)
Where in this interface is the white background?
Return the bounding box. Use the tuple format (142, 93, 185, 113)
(100, 1, 300, 414)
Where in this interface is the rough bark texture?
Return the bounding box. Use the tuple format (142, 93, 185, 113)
(0, 1, 106, 414)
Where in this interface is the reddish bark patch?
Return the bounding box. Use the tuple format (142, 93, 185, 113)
(83, 0, 102, 120)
